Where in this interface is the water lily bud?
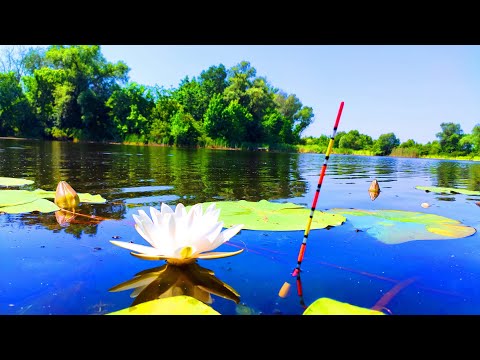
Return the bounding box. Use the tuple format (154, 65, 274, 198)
(368, 179, 380, 201)
(54, 181, 80, 209)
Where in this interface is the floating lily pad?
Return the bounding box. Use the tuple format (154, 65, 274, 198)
(107, 295, 220, 315)
(196, 200, 346, 231)
(416, 186, 480, 196)
(328, 208, 476, 244)
(0, 177, 34, 187)
(303, 297, 385, 315)
(0, 190, 39, 207)
(0, 188, 107, 214)
(0, 198, 60, 214)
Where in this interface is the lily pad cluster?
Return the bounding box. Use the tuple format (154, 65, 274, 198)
(0, 177, 106, 214)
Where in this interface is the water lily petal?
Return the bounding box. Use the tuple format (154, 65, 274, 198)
(196, 249, 244, 259)
(190, 203, 203, 218)
(211, 224, 244, 249)
(161, 202, 174, 214)
(110, 240, 165, 255)
(133, 214, 159, 248)
(204, 202, 217, 215)
(175, 203, 187, 218)
(193, 222, 225, 254)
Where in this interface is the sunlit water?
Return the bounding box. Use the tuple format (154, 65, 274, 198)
(1, 139, 480, 315)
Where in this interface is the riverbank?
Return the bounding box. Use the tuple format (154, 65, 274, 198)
(2, 136, 479, 161)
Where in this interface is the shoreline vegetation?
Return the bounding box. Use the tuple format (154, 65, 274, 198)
(1, 45, 479, 161)
(2, 136, 478, 162)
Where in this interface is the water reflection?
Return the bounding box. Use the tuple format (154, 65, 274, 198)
(432, 160, 480, 191)
(109, 262, 240, 307)
(18, 202, 124, 238)
(0, 139, 307, 227)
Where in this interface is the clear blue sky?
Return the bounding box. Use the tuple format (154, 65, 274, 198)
(5, 45, 480, 144)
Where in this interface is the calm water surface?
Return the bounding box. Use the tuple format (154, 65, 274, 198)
(1, 138, 480, 315)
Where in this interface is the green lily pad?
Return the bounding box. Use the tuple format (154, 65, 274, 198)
(107, 295, 220, 315)
(303, 297, 385, 315)
(416, 186, 480, 196)
(0, 190, 39, 207)
(0, 177, 34, 187)
(197, 200, 346, 231)
(0, 198, 60, 214)
(328, 208, 476, 244)
(0, 188, 107, 214)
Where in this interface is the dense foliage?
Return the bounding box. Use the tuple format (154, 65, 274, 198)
(1, 45, 479, 157)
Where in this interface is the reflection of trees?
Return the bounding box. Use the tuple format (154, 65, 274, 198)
(431, 161, 480, 191)
(168, 149, 306, 203)
(1, 138, 307, 230)
(328, 155, 396, 179)
(109, 262, 240, 307)
(18, 202, 126, 239)
(433, 161, 466, 188)
(468, 164, 480, 191)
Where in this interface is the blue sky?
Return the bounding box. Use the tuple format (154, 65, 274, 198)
(4, 45, 480, 144)
(99, 45, 480, 144)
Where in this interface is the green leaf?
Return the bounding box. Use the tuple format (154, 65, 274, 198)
(328, 208, 476, 244)
(196, 200, 346, 231)
(0, 188, 106, 214)
(303, 297, 385, 315)
(0, 198, 60, 214)
(415, 186, 480, 196)
(0, 190, 39, 207)
(0, 177, 34, 187)
(107, 295, 220, 315)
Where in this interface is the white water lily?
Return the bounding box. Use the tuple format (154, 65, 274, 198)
(111, 202, 244, 265)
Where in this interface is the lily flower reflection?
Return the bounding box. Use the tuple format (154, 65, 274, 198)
(110, 202, 244, 265)
(109, 262, 240, 306)
(55, 209, 77, 226)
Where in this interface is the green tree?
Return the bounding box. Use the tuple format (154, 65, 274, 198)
(203, 95, 252, 145)
(274, 91, 313, 144)
(0, 72, 34, 136)
(22, 45, 129, 140)
(333, 131, 346, 148)
(172, 76, 207, 122)
(198, 64, 227, 102)
(372, 132, 400, 155)
(106, 82, 155, 141)
(149, 89, 181, 145)
(170, 109, 202, 146)
(459, 124, 480, 155)
(436, 122, 463, 153)
(399, 139, 417, 148)
(224, 61, 256, 108)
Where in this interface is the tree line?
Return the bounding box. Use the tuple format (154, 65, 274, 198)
(0, 45, 313, 150)
(302, 122, 480, 157)
(1, 45, 479, 157)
